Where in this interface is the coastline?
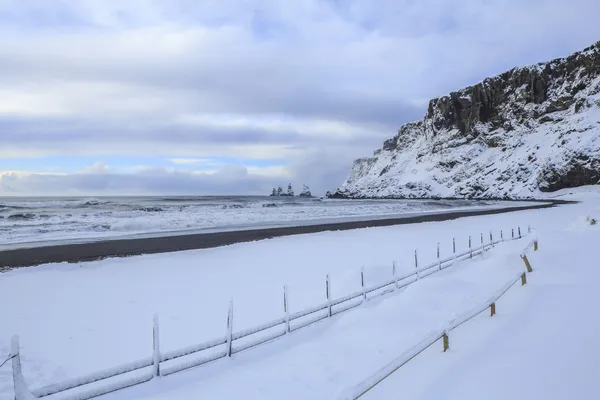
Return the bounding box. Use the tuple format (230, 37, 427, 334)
(0, 200, 571, 270)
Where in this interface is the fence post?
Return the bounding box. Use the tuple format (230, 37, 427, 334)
(414, 250, 419, 279)
(512, 228, 514, 239)
(490, 302, 496, 317)
(521, 255, 533, 273)
(453, 237, 456, 254)
(392, 261, 397, 291)
(534, 240, 539, 251)
(326, 274, 332, 315)
(284, 285, 290, 333)
(437, 242, 441, 270)
(442, 332, 449, 352)
(226, 300, 234, 357)
(501, 230, 503, 241)
(521, 272, 527, 286)
(11, 335, 36, 400)
(518, 226, 521, 238)
(528, 225, 531, 233)
(480, 233, 483, 245)
(153, 314, 161, 377)
(490, 231, 493, 243)
(469, 236, 472, 258)
(361, 268, 367, 301)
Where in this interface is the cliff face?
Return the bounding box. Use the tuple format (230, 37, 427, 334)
(334, 42, 600, 199)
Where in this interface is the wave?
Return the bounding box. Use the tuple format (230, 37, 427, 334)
(135, 207, 165, 213)
(75, 198, 113, 207)
(7, 213, 37, 221)
(0, 205, 28, 212)
(4, 213, 53, 222)
(221, 204, 248, 209)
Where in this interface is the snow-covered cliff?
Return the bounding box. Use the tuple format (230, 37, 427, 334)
(333, 42, 600, 199)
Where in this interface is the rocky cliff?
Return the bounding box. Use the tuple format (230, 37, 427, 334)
(333, 42, 600, 199)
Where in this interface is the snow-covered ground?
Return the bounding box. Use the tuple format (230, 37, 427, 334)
(1, 186, 599, 399)
(360, 224, 600, 400)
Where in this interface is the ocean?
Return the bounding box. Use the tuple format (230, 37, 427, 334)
(0, 196, 503, 247)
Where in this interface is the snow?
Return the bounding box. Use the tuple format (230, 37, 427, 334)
(360, 219, 600, 399)
(1, 186, 599, 399)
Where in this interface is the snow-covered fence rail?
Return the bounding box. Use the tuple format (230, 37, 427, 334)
(337, 238, 539, 400)
(10, 226, 529, 400)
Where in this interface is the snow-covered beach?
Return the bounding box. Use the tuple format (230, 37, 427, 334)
(1, 186, 599, 399)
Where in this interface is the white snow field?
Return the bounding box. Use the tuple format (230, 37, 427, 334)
(1, 186, 599, 399)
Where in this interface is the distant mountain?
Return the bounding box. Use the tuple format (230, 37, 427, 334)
(331, 41, 600, 199)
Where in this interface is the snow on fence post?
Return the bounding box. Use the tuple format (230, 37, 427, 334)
(11, 335, 36, 400)
(152, 314, 161, 377)
(361, 268, 367, 301)
(326, 274, 332, 316)
(414, 250, 419, 279)
(226, 300, 234, 357)
(284, 285, 290, 333)
(392, 261, 397, 291)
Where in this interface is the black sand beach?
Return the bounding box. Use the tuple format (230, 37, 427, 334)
(0, 201, 567, 269)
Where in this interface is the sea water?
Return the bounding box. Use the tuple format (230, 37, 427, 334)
(0, 196, 507, 247)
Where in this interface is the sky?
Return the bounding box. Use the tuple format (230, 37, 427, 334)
(1, 0, 599, 196)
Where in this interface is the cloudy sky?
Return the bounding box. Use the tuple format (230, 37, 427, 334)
(1, 0, 599, 196)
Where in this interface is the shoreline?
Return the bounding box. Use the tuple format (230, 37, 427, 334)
(0, 200, 571, 270)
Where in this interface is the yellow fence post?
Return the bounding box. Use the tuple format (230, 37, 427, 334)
(521, 272, 527, 286)
(521, 255, 533, 273)
(442, 332, 449, 352)
(490, 302, 496, 317)
(534, 240, 538, 251)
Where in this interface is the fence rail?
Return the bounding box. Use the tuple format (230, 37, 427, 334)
(338, 237, 538, 400)
(11, 226, 529, 400)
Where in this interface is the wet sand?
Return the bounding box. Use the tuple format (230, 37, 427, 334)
(0, 201, 567, 269)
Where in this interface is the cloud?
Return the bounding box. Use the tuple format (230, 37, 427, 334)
(168, 158, 212, 165)
(79, 162, 109, 174)
(1, 0, 600, 194)
(0, 164, 291, 196)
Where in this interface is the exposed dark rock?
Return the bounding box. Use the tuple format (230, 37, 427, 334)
(538, 154, 600, 192)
